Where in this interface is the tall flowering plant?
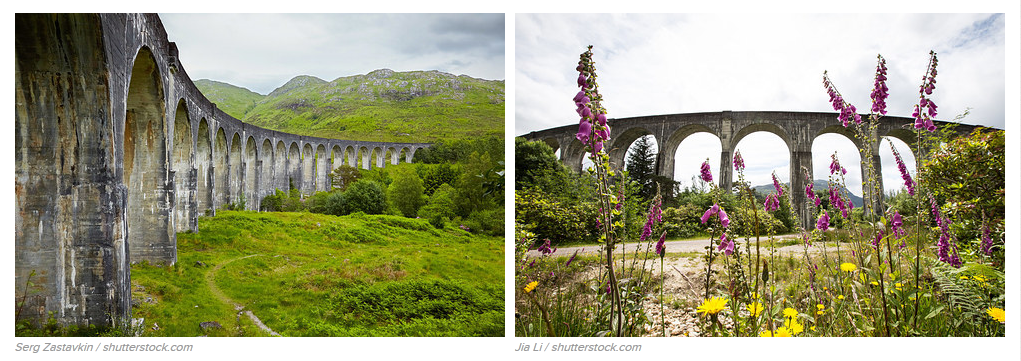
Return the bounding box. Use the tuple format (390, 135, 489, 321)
(574, 45, 662, 336)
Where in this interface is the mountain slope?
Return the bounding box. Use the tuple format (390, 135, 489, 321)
(195, 69, 504, 143)
(194, 79, 264, 119)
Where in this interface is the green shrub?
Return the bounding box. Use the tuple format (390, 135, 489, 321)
(419, 184, 457, 229)
(661, 204, 709, 238)
(335, 180, 387, 215)
(514, 189, 598, 246)
(388, 168, 426, 218)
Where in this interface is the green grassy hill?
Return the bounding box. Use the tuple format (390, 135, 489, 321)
(130, 211, 504, 337)
(195, 69, 505, 143)
(194, 79, 264, 119)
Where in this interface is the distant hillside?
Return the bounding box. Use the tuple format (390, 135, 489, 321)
(195, 69, 504, 143)
(194, 79, 264, 119)
(753, 180, 863, 208)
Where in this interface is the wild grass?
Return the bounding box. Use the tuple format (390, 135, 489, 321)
(130, 210, 503, 337)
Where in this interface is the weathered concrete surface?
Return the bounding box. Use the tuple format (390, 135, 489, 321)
(522, 111, 986, 230)
(15, 13, 430, 328)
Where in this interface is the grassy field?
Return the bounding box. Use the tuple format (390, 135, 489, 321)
(131, 211, 504, 337)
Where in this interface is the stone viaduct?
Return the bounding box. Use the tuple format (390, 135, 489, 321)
(522, 110, 983, 229)
(15, 14, 429, 327)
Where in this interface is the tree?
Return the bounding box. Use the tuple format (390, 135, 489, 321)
(418, 183, 457, 228)
(515, 137, 564, 190)
(330, 165, 362, 191)
(388, 167, 426, 218)
(625, 135, 658, 202)
(335, 180, 387, 215)
(419, 163, 459, 196)
(514, 137, 594, 202)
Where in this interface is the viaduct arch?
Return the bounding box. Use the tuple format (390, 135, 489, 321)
(522, 110, 984, 232)
(15, 14, 429, 327)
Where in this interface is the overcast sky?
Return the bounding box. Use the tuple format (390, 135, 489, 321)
(516, 13, 1005, 195)
(159, 13, 505, 95)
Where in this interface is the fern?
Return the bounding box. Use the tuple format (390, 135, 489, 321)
(929, 260, 980, 314)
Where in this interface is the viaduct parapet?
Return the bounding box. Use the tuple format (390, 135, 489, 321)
(522, 110, 985, 231)
(15, 14, 429, 328)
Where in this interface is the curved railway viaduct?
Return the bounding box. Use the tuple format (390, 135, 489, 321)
(15, 14, 430, 327)
(521, 110, 985, 230)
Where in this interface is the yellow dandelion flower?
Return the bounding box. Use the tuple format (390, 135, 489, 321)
(816, 304, 825, 310)
(523, 281, 538, 293)
(747, 302, 764, 317)
(786, 318, 804, 335)
(823, 286, 828, 290)
(783, 307, 798, 318)
(810, 326, 816, 332)
(987, 307, 1005, 323)
(817, 310, 825, 315)
(870, 281, 879, 286)
(895, 283, 903, 291)
(697, 297, 728, 315)
(837, 295, 845, 300)
(759, 329, 773, 337)
(840, 262, 857, 272)
(773, 327, 793, 337)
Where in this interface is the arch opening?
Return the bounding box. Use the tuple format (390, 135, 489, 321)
(171, 100, 192, 232)
(214, 128, 228, 209)
(123, 46, 171, 263)
(229, 132, 242, 205)
(195, 119, 211, 214)
(244, 136, 258, 209)
(671, 132, 722, 190)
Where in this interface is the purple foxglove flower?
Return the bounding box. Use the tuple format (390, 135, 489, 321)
(538, 239, 554, 255)
(565, 249, 580, 267)
(891, 210, 903, 228)
(871, 230, 883, 250)
(592, 140, 603, 154)
(596, 113, 607, 127)
(580, 105, 592, 119)
(733, 151, 745, 172)
(577, 74, 587, 88)
(816, 211, 830, 231)
(573, 91, 588, 104)
(890, 142, 915, 195)
(576, 119, 591, 144)
(870, 55, 889, 115)
(641, 222, 652, 242)
(701, 207, 715, 224)
(718, 232, 735, 254)
(764, 193, 780, 212)
(718, 207, 730, 228)
(981, 225, 994, 256)
(772, 173, 783, 196)
(700, 160, 713, 183)
(655, 232, 667, 257)
(891, 211, 906, 239)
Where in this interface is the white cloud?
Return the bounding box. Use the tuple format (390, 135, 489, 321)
(160, 13, 505, 95)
